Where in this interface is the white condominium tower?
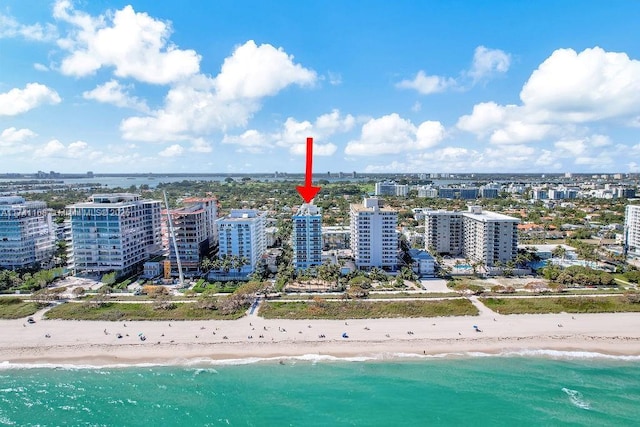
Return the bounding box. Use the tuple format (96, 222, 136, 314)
(67, 193, 162, 277)
(350, 198, 398, 270)
(462, 206, 519, 267)
(625, 204, 640, 257)
(216, 209, 266, 276)
(424, 210, 463, 255)
(162, 197, 218, 277)
(0, 196, 55, 269)
(292, 203, 322, 271)
(425, 206, 519, 267)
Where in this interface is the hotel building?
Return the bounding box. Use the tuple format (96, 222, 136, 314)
(0, 196, 56, 269)
(292, 203, 322, 271)
(162, 197, 218, 277)
(66, 193, 162, 277)
(349, 198, 398, 270)
(625, 204, 640, 258)
(215, 209, 266, 276)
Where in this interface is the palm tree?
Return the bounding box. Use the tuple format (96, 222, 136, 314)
(200, 257, 213, 274)
(221, 255, 233, 274)
(552, 245, 567, 260)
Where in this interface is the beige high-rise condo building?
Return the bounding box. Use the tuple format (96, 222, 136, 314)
(425, 206, 519, 267)
(162, 197, 218, 277)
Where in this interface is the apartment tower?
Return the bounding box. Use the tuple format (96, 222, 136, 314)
(215, 209, 266, 276)
(0, 196, 55, 269)
(349, 198, 398, 270)
(292, 203, 322, 271)
(625, 204, 640, 257)
(424, 210, 463, 255)
(67, 193, 162, 277)
(162, 197, 218, 277)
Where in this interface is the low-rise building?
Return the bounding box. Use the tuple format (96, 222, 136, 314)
(408, 249, 435, 277)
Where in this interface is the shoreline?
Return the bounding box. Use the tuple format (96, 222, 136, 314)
(2, 311, 640, 367)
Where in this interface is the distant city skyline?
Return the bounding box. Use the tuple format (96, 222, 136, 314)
(1, 1, 640, 174)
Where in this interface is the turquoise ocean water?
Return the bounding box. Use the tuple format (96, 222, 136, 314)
(1, 353, 640, 426)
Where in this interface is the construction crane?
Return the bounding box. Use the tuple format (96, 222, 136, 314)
(163, 191, 184, 287)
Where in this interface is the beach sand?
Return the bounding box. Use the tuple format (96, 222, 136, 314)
(2, 304, 640, 366)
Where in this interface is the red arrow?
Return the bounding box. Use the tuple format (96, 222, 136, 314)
(296, 137, 321, 203)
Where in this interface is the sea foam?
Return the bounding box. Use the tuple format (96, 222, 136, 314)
(562, 387, 591, 410)
(2, 348, 639, 370)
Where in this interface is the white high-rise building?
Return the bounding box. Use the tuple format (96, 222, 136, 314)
(625, 205, 640, 258)
(424, 210, 463, 255)
(374, 181, 408, 197)
(374, 181, 397, 196)
(461, 206, 519, 267)
(162, 197, 218, 277)
(292, 204, 322, 271)
(216, 209, 266, 276)
(417, 186, 438, 198)
(425, 206, 520, 267)
(350, 198, 398, 270)
(67, 193, 162, 277)
(0, 196, 56, 269)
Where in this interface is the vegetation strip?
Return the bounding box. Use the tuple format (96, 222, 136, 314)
(481, 295, 640, 314)
(44, 302, 244, 321)
(258, 299, 478, 319)
(0, 297, 40, 319)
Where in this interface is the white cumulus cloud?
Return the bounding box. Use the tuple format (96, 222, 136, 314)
(189, 138, 213, 153)
(121, 41, 317, 142)
(222, 130, 271, 154)
(468, 46, 511, 82)
(345, 113, 445, 156)
(158, 144, 184, 157)
(83, 80, 149, 111)
(1, 127, 37, 142)
(458, 47, 640, 144)
(395, 71, 457, 95)
(0, 127, 37, 155)
(215, 40, 316, 100)
(397, 46, 510, 95)
(520, 47, 640, 122)
(35, 139, 66, 157)
(54, 1, 200, 84)
(223, 109, 351, 156)
(0, 83, 61, 116)
(0, 13, 58, 41)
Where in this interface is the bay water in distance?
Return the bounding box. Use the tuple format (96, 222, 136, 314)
(1, 353, 640, 426)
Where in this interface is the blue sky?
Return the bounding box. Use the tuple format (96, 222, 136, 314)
(1, 0, 640, 174)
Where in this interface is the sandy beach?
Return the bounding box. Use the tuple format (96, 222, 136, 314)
(2, 303, 640, 366)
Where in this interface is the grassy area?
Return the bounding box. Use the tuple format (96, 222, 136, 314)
(259, 299, 478, 320)
(44, 302, 245, 321)
(367, 292, 459, 299)
(481, 296, 640, 314)
(0, 297, 41, 319)
(485, 288, 627, 297)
